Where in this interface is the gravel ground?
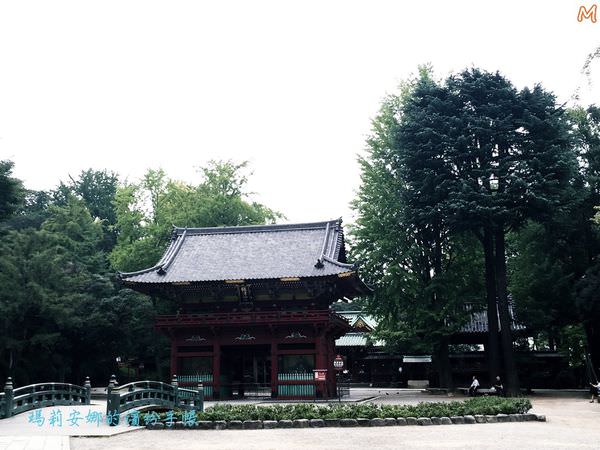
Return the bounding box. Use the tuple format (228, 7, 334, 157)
(71, 392, 600, 450)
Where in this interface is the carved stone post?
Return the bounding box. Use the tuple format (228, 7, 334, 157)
(3, 378, 14, 418)
(107, 374, 117, 397)
(84, 377, 91, 405)
(196, 382, 204, 412)
(171, 374, 179, 407)
(106, 375, 121, 426)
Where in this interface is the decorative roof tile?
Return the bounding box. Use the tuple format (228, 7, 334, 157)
(336, 311, 378, 330)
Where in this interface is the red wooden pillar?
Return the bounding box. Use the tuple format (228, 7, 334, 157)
(213, 343, 221, 399)
(271, 341, 278, 398)
(327, 335, 336, 398)
(315, 332, 327, 398)
(170, 339, 178, 378)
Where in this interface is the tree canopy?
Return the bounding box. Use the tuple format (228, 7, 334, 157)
(0, 159, 281, 384)
(351, 69, 485, 388)
(110, 160, 282, 272)
(351, 67, 580, 392)
(0, 160, 24, 223)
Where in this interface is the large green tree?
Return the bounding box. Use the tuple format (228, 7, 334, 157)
(440, 70, 573, 394)
(0, 160, 24, 223)
(510, 105, 600, 376)
(54, 169, 120, 251)
(353, 68, 576, 394)
(0, 195, 158, 384)
(0, 161, 283, 385)
(351, 72, 484, 389)
(110, 160, 282, 272)
(570, 106, 600, 371)
(3, 190, 53, 231)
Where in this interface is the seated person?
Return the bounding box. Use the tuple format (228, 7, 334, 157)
(468, 376, 480, 396)
(492, 376, 504, 397)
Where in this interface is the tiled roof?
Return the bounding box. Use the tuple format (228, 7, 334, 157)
(336, 333, 368, 347)
(459, 303, 525, 334)
(335, 332, 385, 347)
(120, 219, 361, 283)
(334, 305, 524, 347)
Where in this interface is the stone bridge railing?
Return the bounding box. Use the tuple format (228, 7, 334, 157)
(0, 374, 203, 424)
(106, 375, 204, 425)
(0, 377, 91, 419)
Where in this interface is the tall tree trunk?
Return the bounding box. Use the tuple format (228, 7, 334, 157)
(483, 226, 501, 384)
(155, 352, 164, 381)
(431, 223, 454, 390)
(433, 336, 454, 390)
(495, 228, 520, 395)
(584, 322, 600, 379)
(548, 329, 560, 352)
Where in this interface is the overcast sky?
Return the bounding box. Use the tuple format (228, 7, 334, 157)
(1, 1, 599, 224)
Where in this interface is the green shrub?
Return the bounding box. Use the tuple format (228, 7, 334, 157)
(154, 396, 531, 422)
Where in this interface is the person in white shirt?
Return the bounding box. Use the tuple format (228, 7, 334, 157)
(590, 381, 600, 403)
(469, 376, 480, 396)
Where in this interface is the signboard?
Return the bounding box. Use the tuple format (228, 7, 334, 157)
(333, 354, 344, 371)
(313, 369, 327, 381)
(402, 355, 432, 363)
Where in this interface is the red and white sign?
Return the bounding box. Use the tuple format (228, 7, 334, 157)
(313, 369, 327, 381)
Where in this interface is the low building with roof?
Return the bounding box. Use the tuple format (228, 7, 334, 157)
(120, 219, 369, 399)
(334, 311, 428, 387)
(332, 303, 562, 388)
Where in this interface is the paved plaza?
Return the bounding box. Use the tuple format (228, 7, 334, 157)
(1, 390, 600, 449)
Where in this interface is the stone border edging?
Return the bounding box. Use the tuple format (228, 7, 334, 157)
(146, 413, 546, 430)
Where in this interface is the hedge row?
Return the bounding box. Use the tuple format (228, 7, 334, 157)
(158, 397, 531, 422)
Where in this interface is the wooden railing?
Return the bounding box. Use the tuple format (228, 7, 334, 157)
(105, 375, 203, 426)
(0, 377, 91, 419)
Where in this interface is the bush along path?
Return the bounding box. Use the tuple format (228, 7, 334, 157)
(141, 397, 546, 430)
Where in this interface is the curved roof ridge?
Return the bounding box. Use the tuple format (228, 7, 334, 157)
(325, 222, 337, 259)
(314, 221, 331, 268)
(172, 219, 340, 236)
(314, 218, 345, 268)
(119, 237, 180, 278)
(321, 254, 355, 270)
(155, 231, 180, 266)
(333, 218, 345, 261)
(160, 228, 188, 272)
(119, 229, 188, 278)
